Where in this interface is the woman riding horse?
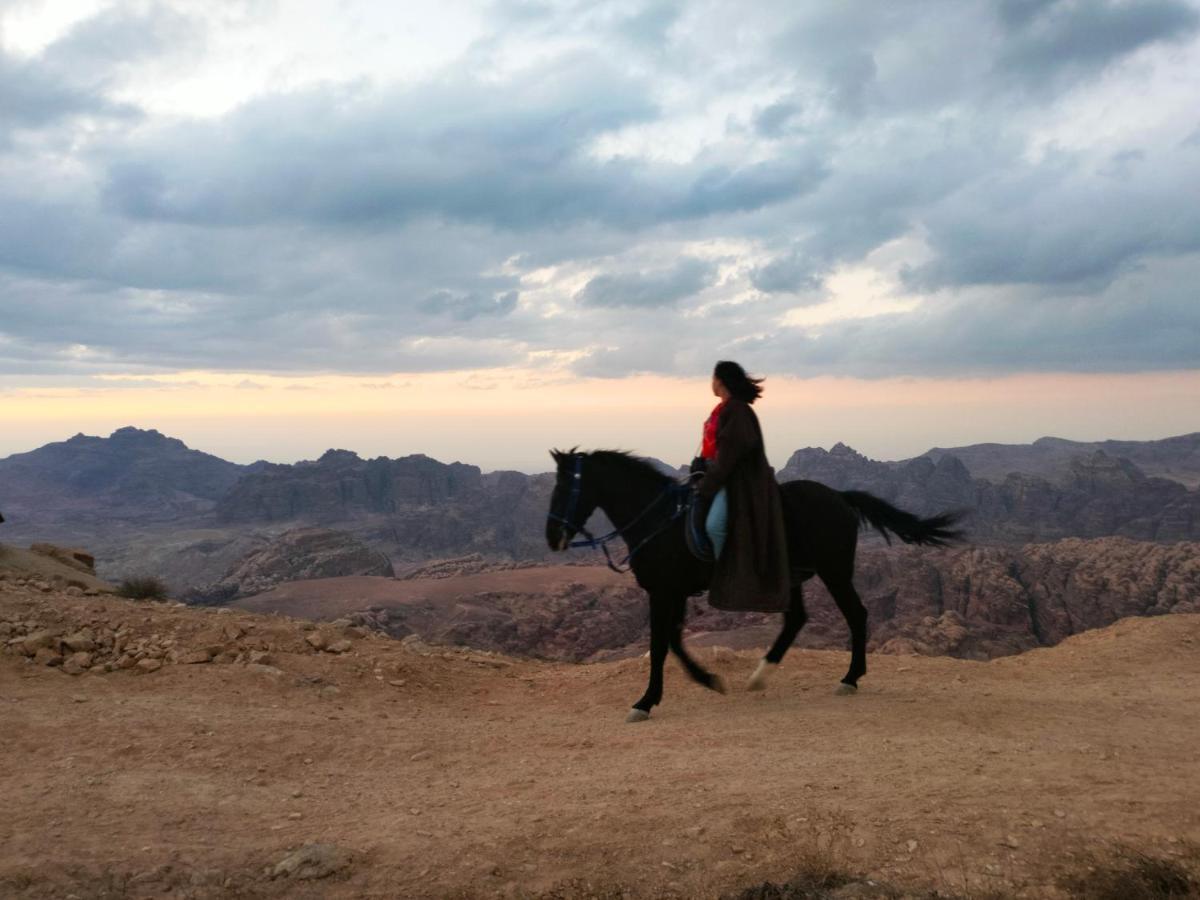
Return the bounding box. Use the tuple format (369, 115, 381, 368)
(694, 361, 790, 616)
(545, 368, 965, 721)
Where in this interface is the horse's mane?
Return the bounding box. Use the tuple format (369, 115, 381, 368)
(586, 450, 674, 486)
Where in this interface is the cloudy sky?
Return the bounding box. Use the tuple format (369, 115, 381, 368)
(2, 0, 1199, 470)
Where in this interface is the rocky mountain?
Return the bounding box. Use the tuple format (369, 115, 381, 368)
(0, 427, 246, 528)
(215, 450, 484, 522)
(919, 432, 1200, 487)
(780, 444, 1200, 542)
(186, 527, 395, 605)
(213, 448, 568, 562)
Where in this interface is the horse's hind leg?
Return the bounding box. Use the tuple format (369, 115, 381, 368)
(823, 574, 868, 693)
(748, 584, 807, 691)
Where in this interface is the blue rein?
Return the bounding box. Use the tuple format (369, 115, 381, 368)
(547, 455, 688, 574)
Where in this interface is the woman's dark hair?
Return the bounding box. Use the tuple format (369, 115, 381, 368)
(714, 360, 764, 404)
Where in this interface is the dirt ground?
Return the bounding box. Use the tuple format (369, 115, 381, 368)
(2, 579, 1199, 898)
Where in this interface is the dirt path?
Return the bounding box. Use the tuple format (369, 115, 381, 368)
(2, 582, 1199, 898)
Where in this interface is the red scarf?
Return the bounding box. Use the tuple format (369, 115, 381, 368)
(701, 401, 726, 460)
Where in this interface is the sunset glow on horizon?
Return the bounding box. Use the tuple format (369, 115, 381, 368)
(6, 368, 1198, 472)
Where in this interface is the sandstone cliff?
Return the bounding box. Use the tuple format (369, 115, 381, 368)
(847, 536, 1199, 659)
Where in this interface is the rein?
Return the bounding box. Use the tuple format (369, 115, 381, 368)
(547, 455, 689, 574)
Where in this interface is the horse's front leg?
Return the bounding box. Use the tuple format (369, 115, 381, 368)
(665, 595, 726, 695)
(628, 593, 671, 722)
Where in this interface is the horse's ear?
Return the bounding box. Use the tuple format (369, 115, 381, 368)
(550, 449, 565, 466)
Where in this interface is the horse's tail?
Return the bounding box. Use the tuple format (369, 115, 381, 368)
(839, 490, 967, 547)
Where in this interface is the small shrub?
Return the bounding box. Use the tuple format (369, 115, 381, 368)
(726, 869, 859, 899)
(726, 814, 863, 900)
(1063, 846, 1196, 900)
(117, 575, 170, 602)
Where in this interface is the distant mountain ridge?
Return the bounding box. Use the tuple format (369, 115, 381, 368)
(0, 427, 246, 523)
(216, 449, 486, 522)
(779, 443, 1199, 543)
(917, 432, 1200, 488)
(3, 427, 1199, 590)
(214, 447, 558, 561)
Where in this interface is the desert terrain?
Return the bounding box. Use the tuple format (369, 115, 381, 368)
(3, 567, 1199, 898)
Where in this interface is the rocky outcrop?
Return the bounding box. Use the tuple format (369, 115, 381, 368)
(0, 576, 381, 676)
(30, 543, 96, 574)
(799, 537, 1200, 660)
(187, 528, 394, 604)
(0, 543, 114, 594)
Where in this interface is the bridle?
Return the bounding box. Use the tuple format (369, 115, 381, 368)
(546, 454, 689, 574)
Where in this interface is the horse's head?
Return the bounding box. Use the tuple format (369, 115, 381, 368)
(545, 449, 598, 552)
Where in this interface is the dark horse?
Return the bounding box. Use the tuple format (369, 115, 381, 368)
(545, 450, 964, 722)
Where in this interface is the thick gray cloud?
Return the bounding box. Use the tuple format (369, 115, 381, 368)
(0, 49, 134, 132)
(0, 6, 195, 141)
(419, 289, 519, 321)
(995, 0, 1199, 88)
(1, 0, 1199, 380)
(575, 258, 714, 308)
(902, 143, 1200, 290)
(749, 249, 825, 296)
(94, 58, 827, 233)
(742, 254, 1200, 378)
(98, 56, 666, 230)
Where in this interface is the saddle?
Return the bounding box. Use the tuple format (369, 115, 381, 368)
(681, 481, 817, 583)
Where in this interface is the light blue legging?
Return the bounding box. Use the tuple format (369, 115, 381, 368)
(706, 487, 728, 559)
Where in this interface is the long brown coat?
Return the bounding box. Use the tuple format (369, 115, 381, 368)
(695, 399, 790, 613)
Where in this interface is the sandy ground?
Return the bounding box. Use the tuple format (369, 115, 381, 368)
(2, 580, 1199, 898)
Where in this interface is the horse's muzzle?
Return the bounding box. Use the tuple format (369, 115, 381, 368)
(545, 519, 572, 552)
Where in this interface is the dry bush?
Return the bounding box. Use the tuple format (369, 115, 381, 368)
(117, 575, 170, 601)
(725, 813, 868, 899)
(1061, 845, 1197, 899)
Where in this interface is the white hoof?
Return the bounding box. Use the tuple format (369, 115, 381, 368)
(626, 708, 651, 723)
(835, 683, 858, 696)
(746, 660, 777, 692)
(710, 674, 727, 695)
